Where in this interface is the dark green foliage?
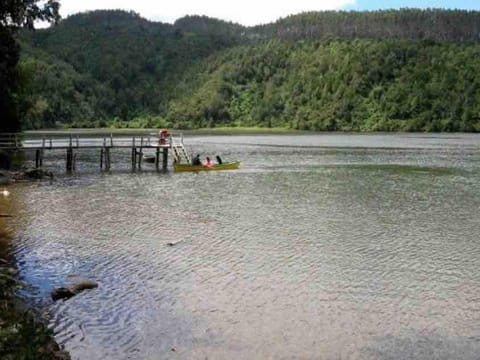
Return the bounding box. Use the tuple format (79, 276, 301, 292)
(15, 51, 113, 129)
(18, 10, 244, 128)
(0, 0, 60, 29)
(252, 9, 480, 42)
(174, 15, 244, 42)
(16, 9, 480, 131)
(167, 40, 480, 132)
(0, 0, 60, 133)
(0, 28, 20, 132)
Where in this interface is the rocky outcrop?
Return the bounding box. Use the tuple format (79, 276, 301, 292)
(51, 279, 98, 301)
(1, 168, 55, 182)
(22, 168, 54, 180)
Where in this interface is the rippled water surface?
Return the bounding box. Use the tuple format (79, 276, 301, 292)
(4, 133, 480, 359)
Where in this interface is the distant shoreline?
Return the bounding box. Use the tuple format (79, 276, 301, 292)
(23, 127, 306, 136)
(23, 127, 480, 137)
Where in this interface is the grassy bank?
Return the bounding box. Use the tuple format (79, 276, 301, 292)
(179, 126, 306, 135)
(24, 126, 307, 137)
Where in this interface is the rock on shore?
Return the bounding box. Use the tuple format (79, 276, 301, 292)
(21, 168, 54, 180)
(0, 168, 54, 184)
(51, 279, 98, 301)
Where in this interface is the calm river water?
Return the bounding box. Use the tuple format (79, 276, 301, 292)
(3, 133, 480, 359)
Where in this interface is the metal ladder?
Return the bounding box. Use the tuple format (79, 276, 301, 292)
(171, 136, 191, 164)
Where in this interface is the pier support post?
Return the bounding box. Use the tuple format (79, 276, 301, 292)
(35, 149, 43, 168)
(137, 150, 143, 170)
(137, 136, 144, 170)
(105, 147, 111, 171)
(131, 148, 136, 170)
(66, 147, 73, 173)
(162, 148, 168, 172)
(155, 148, 160, 171)
(73, 153, 77, 171)
(101, 147, 110, 171)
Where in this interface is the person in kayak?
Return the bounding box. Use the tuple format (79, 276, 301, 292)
(192, 154, 201, 165)
(216, 155, 223, 165)
(203, 157, 214, 167)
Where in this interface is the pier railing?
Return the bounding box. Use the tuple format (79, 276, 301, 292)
(0, 133, 22, 149)
(0, 132, 184, 172)
(0, 133, 161, 150)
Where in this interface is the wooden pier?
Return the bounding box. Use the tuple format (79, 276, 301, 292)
(0, 132, 191, 173)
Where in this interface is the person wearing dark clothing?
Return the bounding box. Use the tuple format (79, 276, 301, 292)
(216, 155, 223, 165)
(192, 154, 201, 165)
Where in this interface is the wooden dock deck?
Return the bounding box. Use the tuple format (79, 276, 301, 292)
(0, 132, 190, 172)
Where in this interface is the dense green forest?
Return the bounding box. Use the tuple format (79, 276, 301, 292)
(0, 0, 59, 133)
(166, 40, 480, 131)
(14, 9, 480, 131)
(17, 10, 243, 128)
(253, 9, 480, 42)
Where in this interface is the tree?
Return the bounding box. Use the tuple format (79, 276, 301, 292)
(0, 0, 60, 132)
(0, 27, 20, 132)
(1, 0, 60, 29)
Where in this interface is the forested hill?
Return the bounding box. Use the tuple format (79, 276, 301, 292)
(16, 9, 480, 131)
(17, 10, 244, 128)
(166, 40, 480, 132)
(254, 9, 480, 42)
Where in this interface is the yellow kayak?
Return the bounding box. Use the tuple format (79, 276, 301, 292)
(174, 161, 240, 172)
